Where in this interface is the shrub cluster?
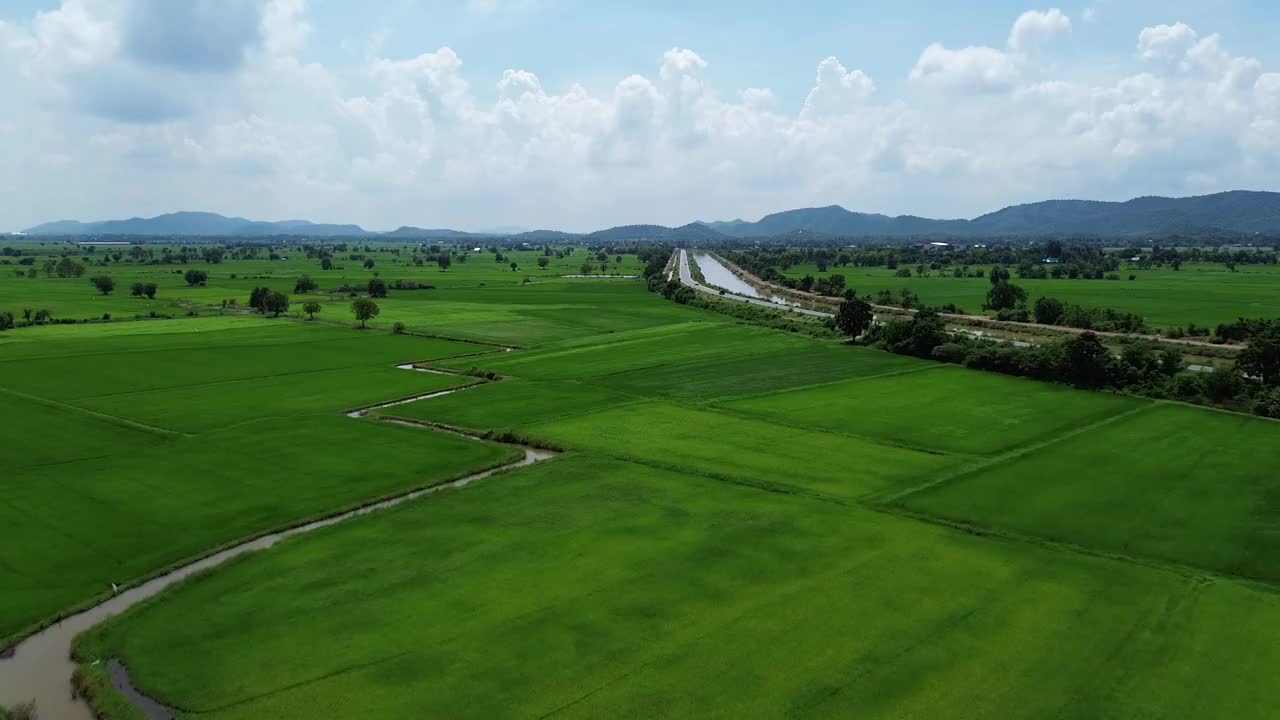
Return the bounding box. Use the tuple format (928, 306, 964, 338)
(864, 310, 1278, 417)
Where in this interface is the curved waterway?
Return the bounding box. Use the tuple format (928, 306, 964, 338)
(0, 364, 555, 720)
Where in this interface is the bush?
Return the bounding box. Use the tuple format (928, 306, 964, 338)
(931, 342, 968, 364)
(1172, 373, 1206, 400)
(996, 308, 1030, 322)
(392, 322, 407, 334)
(1253, 388, 1280, 419)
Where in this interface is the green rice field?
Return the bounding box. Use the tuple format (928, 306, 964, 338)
(2, 242, 1279, 719)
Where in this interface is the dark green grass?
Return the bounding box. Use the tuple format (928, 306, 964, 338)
(373, 379, 634, 431)
(719, 365, 1146, 455)
(607, 343, 927, 402)
(76, 455, 1280, 720)
(0, 413, 516, 644)
(0, 389, 167, 469)
(899, 403, 1280, 582)
(527, 403, 956, 500)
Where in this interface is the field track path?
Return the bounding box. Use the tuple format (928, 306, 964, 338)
(0, 353, 557, 720)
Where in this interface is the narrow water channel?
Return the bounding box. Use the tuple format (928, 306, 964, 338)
(691, 252, 763, 297)
(692, 253, 797, 305)
(0, 368, 554, 719)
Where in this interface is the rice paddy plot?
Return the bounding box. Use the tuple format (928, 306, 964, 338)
(0, 412, 516, 645)
(76, 366, 473, 433)
(899, 403, 1280, 582)
(526, 403, 956, 500)
(719, 365, 1146, 455)
(607, 343, 928, 403)
(0, 323, 480, 401)
(372, 379, 636, 432)
(74, 455, 1280, 720)
(447, 322, 810, 381)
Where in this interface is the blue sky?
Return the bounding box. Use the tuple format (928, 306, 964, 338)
(2, 1, 1279, 231)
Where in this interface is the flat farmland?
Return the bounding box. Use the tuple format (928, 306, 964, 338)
(75, 455, 1280, 720)
(527, 402, 957, 500)
(5, 245, 1280, 720)
(898, 403, 1280, 582)
(373, 379, 637, 431)
(719, 365, 1147, 455)
(0, 319, 516, 644)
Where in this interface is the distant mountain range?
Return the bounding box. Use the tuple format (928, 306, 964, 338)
(21, 191, 1280, 240)
(26, 212, 368, 238)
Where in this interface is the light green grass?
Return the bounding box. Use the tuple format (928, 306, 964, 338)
(77, 367, 472, 433)
(527, 402, 956, 500)
(373, 379, 634, 431)
(75, 455, 1280, 720)
(719, 365, 1146, 455)
(608, 343, 927, 402)
(444, 321, 810, 381)
(900, 403, 1280, 582)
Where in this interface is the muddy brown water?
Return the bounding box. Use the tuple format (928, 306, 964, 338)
(0, 368, 554, 719)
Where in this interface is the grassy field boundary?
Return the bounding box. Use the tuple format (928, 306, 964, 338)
(0, 351, 532, 653)
(864, 503, 1280, 599)
(702, 362, 943, 405)
(0, 386, 186, 439)
(703, 403, 972, 459)
(0, 442, 524, 654)
(872, 402, 1158, 505)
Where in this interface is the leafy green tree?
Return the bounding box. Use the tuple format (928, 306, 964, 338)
(834, 290, 873, 340)
(1033, 296, 1065, 325)
(0, 312, 13, 331)
(363, 259, 375, 270)
(367, 277, 388, 298)
(580, 262, 594, 275)
(293, 275, 318, 294)
(90, 275, 115, 295)
(56, 256, 85, 278)
(1237, 323, 1280, 386)
(989, 265, 1011, 285)
(1062, 332, 1112, 388)
(321, 256, 333, 270)
(985, 281, 1028, 312)
(351, 298, 380, 328)
(184, 269, 209, 286)
(537, 256, 550, 269)
(1158, 347, 1184, 376)
(437, 255, 452, 271)
(907, 309, 948, 357)
(510, 261, 518, 272)
(264, 291, 290, 317)
(249, 286, 272, 313)
(130, 282, 146, 297)
(303, 301, 322, 320)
